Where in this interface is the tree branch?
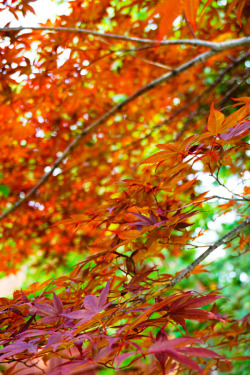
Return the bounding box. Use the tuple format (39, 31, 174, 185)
(1, 39, 249, 221)
(1, 27, 249, 50)
(218, 71, 249, 107)
(102, 218, 250, 323)
(210, 195, 249, 202)
(103, 51, 250, 152)
(152, 217, 250, 297)
(210, 171, 250, 201)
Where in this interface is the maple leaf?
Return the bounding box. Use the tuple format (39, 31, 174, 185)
(206, 102, 225, 135)
(184, 0, 201, 32)
(150, 333, 224, 374)
(61, 279, 111, 325)
(0, 338, 39, 361)
(150, 0, 203, 39)
(128, 211, 168, 230)
(124, 269, 154, 293)
(0, 0, 249, 373)
(158, 293, 226, 335)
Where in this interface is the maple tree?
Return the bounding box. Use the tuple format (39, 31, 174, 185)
(0, 0, 250, 374)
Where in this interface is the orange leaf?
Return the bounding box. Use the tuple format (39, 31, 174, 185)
(190, 264, 210, 275)
(220, 104, 250, 133)
(183, 0, 201, 32)
(207, 102, 225, 135)
(226, 0, 247, 27)
(141, 151, 177, 164)
(232, 96, 250, 105)
(118, 230, 142, 240)
(154, 0, 182, 39)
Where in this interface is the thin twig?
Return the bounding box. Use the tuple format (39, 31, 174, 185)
(210, 195, 249, 202)
(218, 71, 249, 107)
(183, 11, 196, 39)
(152, 216, 250, 296)
(210, 173, 250, 201)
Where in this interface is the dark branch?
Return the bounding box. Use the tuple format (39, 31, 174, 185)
(156, 217, 250, 296)
(119, 50, 250, 148)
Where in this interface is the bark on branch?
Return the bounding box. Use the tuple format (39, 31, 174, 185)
(0, 38, 249, 221)
(153, 217, 250, 298)
(1, 27, 249, 51)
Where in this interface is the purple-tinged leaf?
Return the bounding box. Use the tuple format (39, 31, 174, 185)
(35, 303, 57, 316)
(171, 315, 188, 335)
(17, 329, 55, 339)
(48, 359, 89, 375)
(150, 337, 197, 352)
(39, 316, 59, 324)
(154, 350, 168, 374)
(115, 352, 139, 369)
(220, 121, 250, 141)
(172, 308, 224, 322)
(128, 220, 152, 226)
(0, 341, 31, 352)
(53, 292, 63, 314)
(178, 295, 225, 309)
(150, 211, 158, 224)
(27, 339, 39, 354)
(17, 313, 36, 335)
(128, 212, 153, 225)
(74, 334, 93, 357)
(179, 347, 225, 358)
(156, 329, 168, 342)
(165, 348, 204, 374)
(83, 295, 99, 312)
(154, 219, 169, 227)
(0, 341, 33, 361)
(61, 309, 93, 320)
(106, 336, 120, 349)
(178, 211, 198, 221)
(0, 349, 29, 361)
(98, 279, 110, 309)
(45, 332, 63, 350)
(21, 290, 29, 303)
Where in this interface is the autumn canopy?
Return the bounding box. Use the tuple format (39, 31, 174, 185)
(0, 0, 249, 374)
